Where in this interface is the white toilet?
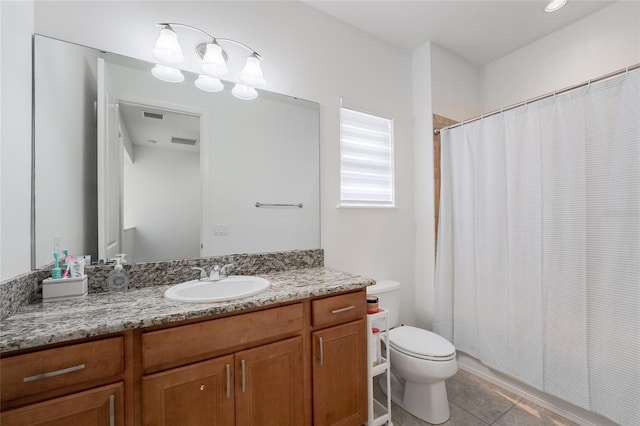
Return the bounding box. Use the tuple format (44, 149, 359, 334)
(368, 280, 457, 425)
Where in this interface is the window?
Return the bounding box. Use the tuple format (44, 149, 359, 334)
(339, 106, 395, 207)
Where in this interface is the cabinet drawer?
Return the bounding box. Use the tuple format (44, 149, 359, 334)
(1, 337, 124, 402)
(312, 291, 366, 328)
(1, 382, 124, 426)
(142, 303, 304, 372)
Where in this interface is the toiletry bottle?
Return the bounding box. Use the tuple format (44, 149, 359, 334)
(52, 252, 62, 279)
(108, 258, 129, 292)
(61, 249, 69, 271)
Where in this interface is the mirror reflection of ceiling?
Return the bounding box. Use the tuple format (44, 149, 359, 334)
(118, 102, 200, 153)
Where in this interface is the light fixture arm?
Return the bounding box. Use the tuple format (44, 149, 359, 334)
(157, 22, 262, 59)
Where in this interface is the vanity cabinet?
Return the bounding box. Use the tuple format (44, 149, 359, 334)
(235, 337, 304, 425)
(141, 303, 304, 373)
(142, 355, 235, 426)
(311, 292, 368, 426)
(141, 304, 305, 425)
(142, 337, 303, 426)
(0, 289, 367, 426)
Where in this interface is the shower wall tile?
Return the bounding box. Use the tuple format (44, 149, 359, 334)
(433, 113, 458, 252)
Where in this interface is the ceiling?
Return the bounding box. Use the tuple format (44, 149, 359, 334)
(118, 102, 200, 154)
(303, 0, 615, 66)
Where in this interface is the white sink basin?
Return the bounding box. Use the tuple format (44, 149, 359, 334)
(164, 276, 270, 303)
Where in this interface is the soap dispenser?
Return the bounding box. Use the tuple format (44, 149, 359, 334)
(108, 255, 129, 292)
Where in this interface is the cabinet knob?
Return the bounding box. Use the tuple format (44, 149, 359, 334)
(200, 385, 205, 391)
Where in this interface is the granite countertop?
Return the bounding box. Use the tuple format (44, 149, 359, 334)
(0, 267, 374, 353)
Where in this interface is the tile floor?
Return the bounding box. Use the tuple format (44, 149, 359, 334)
(374, 369, 579, 426)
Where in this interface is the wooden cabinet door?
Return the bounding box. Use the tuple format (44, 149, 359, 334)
(313, 320, 367, 426)
(235, 336, 304, 426)
(142, 355, 234, 426)
(0, 382, 124, 426)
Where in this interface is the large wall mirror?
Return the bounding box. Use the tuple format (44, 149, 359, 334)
(33, 35, 320, 269)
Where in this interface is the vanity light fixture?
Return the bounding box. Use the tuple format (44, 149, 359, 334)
(544, 0, 567, 13)
(151, 23, 265, 100)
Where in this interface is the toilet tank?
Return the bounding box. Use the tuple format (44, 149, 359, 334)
(366, 280, 401, 328)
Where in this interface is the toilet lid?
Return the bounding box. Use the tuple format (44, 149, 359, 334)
(389, 326, 456, 359)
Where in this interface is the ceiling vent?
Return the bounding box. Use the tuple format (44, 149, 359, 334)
(143, 111, 164, 120)
(171, 137, 199, 146)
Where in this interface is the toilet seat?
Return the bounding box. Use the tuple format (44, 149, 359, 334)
(388, 326, 456, 361)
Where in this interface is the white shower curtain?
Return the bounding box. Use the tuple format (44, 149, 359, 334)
(434, 69, 639, 426)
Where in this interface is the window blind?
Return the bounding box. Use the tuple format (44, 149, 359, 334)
(339, 107, 394, 206)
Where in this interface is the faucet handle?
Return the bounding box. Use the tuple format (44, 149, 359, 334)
(191, 267, 208, 280)
(220, 263, 234, 278)
(209, 264, 221, 280)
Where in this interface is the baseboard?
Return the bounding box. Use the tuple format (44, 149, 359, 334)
(456, 353, 618, 426)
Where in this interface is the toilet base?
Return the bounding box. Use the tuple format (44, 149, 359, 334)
(379, 374, 451, 425)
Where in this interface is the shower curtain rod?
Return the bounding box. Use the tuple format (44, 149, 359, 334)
(433, 63, 640, 135)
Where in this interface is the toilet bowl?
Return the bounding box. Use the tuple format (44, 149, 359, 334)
(367, 281, 457, 425)
(382, 325, 457, 424)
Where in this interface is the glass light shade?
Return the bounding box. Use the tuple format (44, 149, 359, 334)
(545, 0, 567, 12)
(238, 56, 266, 88)
(151, 64, 185, 83)
(151, 27, 185, 66)
(195, 75, 224, 92)
(232, 83, 258, 100)
(200, 43, 228, 78)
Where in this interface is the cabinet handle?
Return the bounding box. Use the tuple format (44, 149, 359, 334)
(332, 305, 355, 314)
(226, 363, 231, 399)
(23, 363, 86, 382)
(109, 394, 115, 426)
(241, 359, 246, 393)
(319, 337, 324, 366)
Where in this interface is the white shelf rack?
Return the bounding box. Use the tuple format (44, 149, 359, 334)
(367, 308, 392, 426)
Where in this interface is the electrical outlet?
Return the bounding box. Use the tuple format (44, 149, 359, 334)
(214, 225, 229, 236)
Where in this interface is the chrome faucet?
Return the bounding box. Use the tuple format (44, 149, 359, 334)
(191, 267, 208, 280)
(209, 263, 234, 280)
(209, 265, 222, 281)
(192, 264, 234, 281)
(220, 263, 234, 278)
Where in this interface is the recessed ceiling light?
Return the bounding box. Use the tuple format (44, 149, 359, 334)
(545, 0, 567, 13)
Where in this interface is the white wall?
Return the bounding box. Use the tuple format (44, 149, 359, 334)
(0, 1, 33, 280)
(480, 1, 640, 111)
(27, 1, 416, 323)
(430, 43, 481, 122)
(412, 43, 435, 330)
(124, 145, 200, 262)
